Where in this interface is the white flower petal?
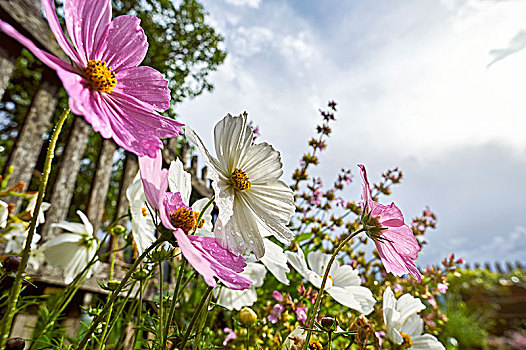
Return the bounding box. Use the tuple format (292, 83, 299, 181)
(396, 294, 426, 326)
(331, 265, 361, 287)
(286, 249, 323, 288)
(328, 285, 376, 315)
(76, 210, 93, 235)
(260, 238, 289, 284)
(168, 158, 192, 205)
(214, 198, 265, 258)
(51, 222, 86, 234)
(401, 314, 424, 338)
(307, 251, 339, 277)
(0, 200, 8, 229)
(191, 197, 213, 233)
(411, 334, 445, 350)
(214, 262, 266, 310)
(240, 142, 284, 184)
(213, 113, 253, 172)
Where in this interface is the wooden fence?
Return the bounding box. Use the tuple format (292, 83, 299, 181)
(0, 0, 212, 341)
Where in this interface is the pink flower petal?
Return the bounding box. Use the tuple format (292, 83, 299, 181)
(115, 66, 170, 111)
(97, 16, 148, 71)
(84, 89, 114, 138)
(383, 225, 420, 258)
(97, 92, 182, 157)
(0, 20, 77, 73)
(42, 0, 85, 66)
(358, 164, 373, 210)
(371, 202, 405, 227)
(138, 150, 169, 210)
(174, 229, 217, 288)
(189, 236, 247, 273)
(64, 0, 111, 62)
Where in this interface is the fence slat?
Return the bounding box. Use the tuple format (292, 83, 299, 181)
(41, 117, 90, 240)
(6, 71, 58, 210)
(86, 139, 116, 234)
(0, 42, 19, 101)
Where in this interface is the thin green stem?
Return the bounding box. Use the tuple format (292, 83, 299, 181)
(158, 260, 164, 348)
(327, 331, 333, 350)
(302, 228, 366, 350)
(103, 280, 138, 346)
(163, 258, 187, 347)
(195, 290, 212, 349)
(97, 234, 119, 350)
(132, 280, 147, 350)
(77, 237, 164, 350)
(178, 286, 213, 350)
(0, 108, 70, 348)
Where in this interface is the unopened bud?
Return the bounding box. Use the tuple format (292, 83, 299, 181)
(3, 255, 21, 273)
(111, 225, 126, 236)
(239, 307, 257, 326)
(6, 337, 25, 350)
(321, 316, 337, 330)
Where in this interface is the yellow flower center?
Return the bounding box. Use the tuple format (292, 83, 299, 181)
(328, 275, 334, 286)
(169, 207, 200, 234)
(141, 207, 148, 217)
(231, 168, 251, 191)
(83, 60, 117, 93)
(400, 332, 413, 348)
(309, 339, 323, 350)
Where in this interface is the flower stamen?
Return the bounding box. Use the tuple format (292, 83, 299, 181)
(83, 60, 117, 93)
(170, 207, 199, 234)
(231, 168, 250, 191)
(142, 207, 148, 217)
(400, 332, 413, 348)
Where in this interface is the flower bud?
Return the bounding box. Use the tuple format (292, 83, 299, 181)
(320, 316, 337, 330)
(111, 225, 126, 236)
(239, 307, 257, 326)
(6, 337, 25, 350)
(3, 255, 21, 273)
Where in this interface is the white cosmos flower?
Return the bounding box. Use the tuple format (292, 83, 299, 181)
(281, 327, 307, 350)
(168, 158, 213, 233)
(383, 287, 445, 350)
(0, 200, 8, 229)
(286, 249, 376, 315)
(25, 193, 51, 227)
(260, 237, 290, 284)
(2, 222, 40, 255)
(126, 172, 156, 255)
(186, 113, 295, 259)
(214, 262, 266, 310)
(43, 210, 99, 284)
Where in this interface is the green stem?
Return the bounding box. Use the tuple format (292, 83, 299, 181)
(327, 331, 333, 350)
(103, 280, 138, 346)
(0, 108, 70, 348)
(163, 258, 187, 347)
(178, 286, 213, 350)
(77, 237, 164, 350)
(158, 260, 164, 347)
(195, 289, 212, 349)
(302, 228, 365, 350)
(97, 234, 119, 350)
(132, 280, 147, 350)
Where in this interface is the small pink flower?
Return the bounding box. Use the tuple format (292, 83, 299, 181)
(268, 304, 285, 324)
(358, 165, 422, 282)
(273, 291, 283, 302)
(0, 0, 183, 157)
(295, 306, 308, 324)
(223, 328, 237, 346)
(375, 331, 385, 347)
(139, 150, 252, 290)
(457, 258, 466, 265)
(428, 296, 437, 308)
(392, 284, 403, 293)
(437, 282, 448, 294)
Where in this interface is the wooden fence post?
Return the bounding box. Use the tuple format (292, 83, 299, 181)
(0, 38, 19, 100)
(40, 117, 90, 240)
(6, 70, 58, 210)
(86, 139, 116, 234)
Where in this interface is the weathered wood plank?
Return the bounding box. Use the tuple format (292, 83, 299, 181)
(9, 313, 37, 340)
(6, 71, 59, 211)
(0, 35, 19, 100)
(0, 0, 66, 59)
(86, 139, 116, 234)
(115, 153, 138, 222)
(40, 117, 90, 240)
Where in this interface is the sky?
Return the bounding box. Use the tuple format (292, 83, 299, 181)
(176, 0, 526, 266)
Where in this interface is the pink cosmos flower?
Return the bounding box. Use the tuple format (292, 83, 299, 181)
(358, 165, 422, 282)
(0, 0, 183, 157)
(138, 150, 251, 290)
(437, 282, 448, 294)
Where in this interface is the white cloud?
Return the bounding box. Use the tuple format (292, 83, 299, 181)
(223, 0, 261, 8)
